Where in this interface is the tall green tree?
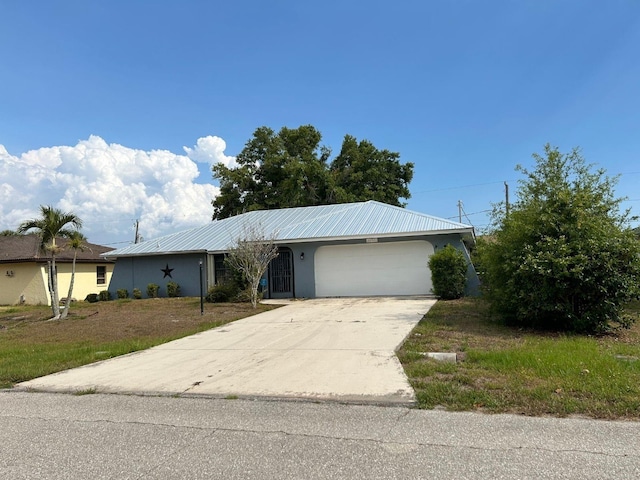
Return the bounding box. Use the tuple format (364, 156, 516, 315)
(330, 135, 413, 207)
(476, 145, 640, 333)
(18, 205, 83, 320)
(212, 125, 413, 219)
(212, 125, 333, 219)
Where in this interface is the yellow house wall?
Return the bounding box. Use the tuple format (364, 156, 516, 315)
(0, 263, 49, 305)
(0, 262, 114, 305)
(53, 263, 114, 303)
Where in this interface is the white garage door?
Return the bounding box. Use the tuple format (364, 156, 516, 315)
(314, 240, 434, 297)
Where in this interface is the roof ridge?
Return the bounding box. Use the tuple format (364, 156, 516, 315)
(377, 201, 471, 227)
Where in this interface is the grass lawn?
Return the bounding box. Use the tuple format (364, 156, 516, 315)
(0, 298, 277, 389)
(398, 298, 640, 419)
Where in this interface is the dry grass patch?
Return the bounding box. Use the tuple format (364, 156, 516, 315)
(399, 298, 640, 419)
(0, 298, 278, 388)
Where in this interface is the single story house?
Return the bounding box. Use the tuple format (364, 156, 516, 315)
(104, 201, 478, 299)
(0, 234, 115, 305)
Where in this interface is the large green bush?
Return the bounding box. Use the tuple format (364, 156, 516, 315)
(205, 282, 241, 303)
(429, 245, 467, 300)
(476, 145, 640, 333)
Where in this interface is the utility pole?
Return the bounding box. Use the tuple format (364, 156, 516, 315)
(504, 182, 510, 217)
(457, 200, 463, 223)
(134, 220, 141, 244)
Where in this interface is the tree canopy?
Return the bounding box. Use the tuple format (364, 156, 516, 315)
(211, 125, 413, 220)
(476, 145, 640, 333)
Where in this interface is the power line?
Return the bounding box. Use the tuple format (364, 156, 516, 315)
(412, 180, 510, 195)
(446, 209, 492, 220)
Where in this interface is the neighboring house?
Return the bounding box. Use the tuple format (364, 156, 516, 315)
(104, 201, 478, 299)
(0, 235, 114, 305)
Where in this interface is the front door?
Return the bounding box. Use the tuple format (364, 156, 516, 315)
(269, 248, 294, 298)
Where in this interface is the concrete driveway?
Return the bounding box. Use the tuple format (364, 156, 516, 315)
(17, 297, 436, 404)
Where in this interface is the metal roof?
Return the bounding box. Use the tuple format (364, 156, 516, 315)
(103, 201, 474, 258)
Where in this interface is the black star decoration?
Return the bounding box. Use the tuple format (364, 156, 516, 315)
(161, 264, 174, 278)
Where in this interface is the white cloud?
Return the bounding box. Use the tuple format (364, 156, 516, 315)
(0, 135, 235, 245)
(183, 135, 237, 168)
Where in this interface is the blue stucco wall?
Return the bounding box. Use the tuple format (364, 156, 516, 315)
(270, 233, 479, 299)
(108, 253, 207, 298)
(109, 233, 479, 300)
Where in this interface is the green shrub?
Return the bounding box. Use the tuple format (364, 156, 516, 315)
(166, 281, 181, 298)
(98, 290, 112, 301)
(147, 283, 160, 298)
(116, 289, 129, 299)
(429, 245, 467, 300)
(132, 288, 142, 299)
(205, 282, 240, 303)
(85, 293, 99, 303)
(235, 287, 261, 304)
(476, 145, 640, 333)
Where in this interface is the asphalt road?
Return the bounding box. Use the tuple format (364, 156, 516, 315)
(1, 391, 638, 479)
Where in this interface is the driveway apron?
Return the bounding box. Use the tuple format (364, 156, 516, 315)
(17, 297, 436, 404)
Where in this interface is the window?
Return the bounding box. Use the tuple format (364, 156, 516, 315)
(214, 254, 231, 285)
(97, 266, 106, 285)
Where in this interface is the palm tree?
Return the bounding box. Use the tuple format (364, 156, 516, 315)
(18, 205, 83, 320)
(60, 231, 88, 320)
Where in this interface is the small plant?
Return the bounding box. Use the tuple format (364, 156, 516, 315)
(116, 289, 129, 299)
(235, 287, 260, 304)
(98, 290, 112, 301)
(73, 387, 97, 396)
(85, 293, 99, 303)
(205, 282, 240, 303)
(132, 288, 142, 299)
(166, 281, 181, 298)
(147, 283, 160, 298)
(429, 245, 467, 300)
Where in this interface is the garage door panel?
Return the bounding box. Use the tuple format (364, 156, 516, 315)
(314, 241, 433, 297)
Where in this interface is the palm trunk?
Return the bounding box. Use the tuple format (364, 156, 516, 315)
(60, 250, 78, 319)
(47, 260, 55, 316)
(50, 254, 61, 320)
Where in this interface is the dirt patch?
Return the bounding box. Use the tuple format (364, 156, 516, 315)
(0, 298, 278, 345)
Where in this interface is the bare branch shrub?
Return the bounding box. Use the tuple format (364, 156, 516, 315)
(226, 223, 279, 308)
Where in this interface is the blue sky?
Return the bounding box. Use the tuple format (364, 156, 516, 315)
(1, 1, 639, 245)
